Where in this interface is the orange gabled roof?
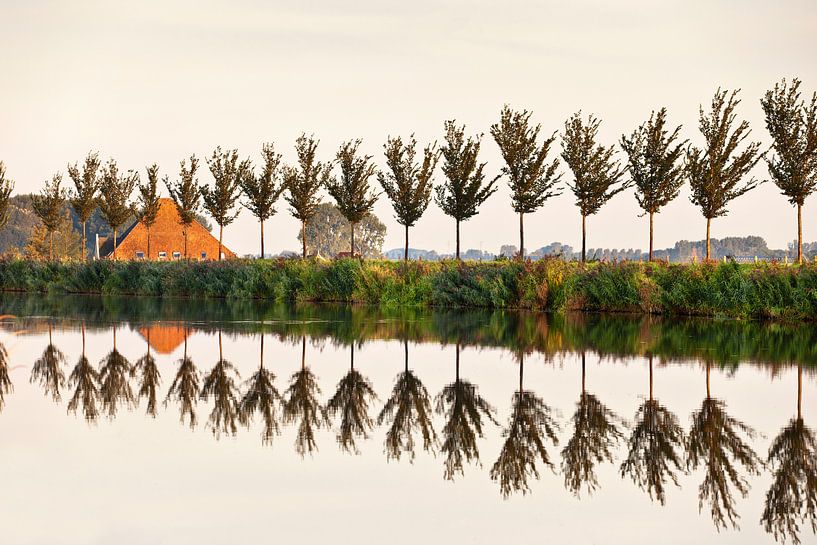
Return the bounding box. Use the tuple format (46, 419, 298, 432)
(100, 198, 236, 260)
(137, 323, 192, 354)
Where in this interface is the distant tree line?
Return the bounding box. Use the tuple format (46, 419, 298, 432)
(0, 78, 816, 263)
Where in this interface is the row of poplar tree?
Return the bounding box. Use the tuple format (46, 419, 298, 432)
(0, 77, 815, 263)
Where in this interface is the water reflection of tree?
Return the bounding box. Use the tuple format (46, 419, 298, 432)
(620, 354, 685, 504)
(164, 331, 200, 428)
(132, 328, 161, 417)
(238, 334, 282, 445)
(98, 324, 134, 418)
(31, 323, 66, 402)
(0, 338, 11, 409)
(377, 339, 437, 462)
(490, 352, 559, 497)
(200, 331, 241, 438)
(561, 352, 625, 496)
(686, 362, 761, 531)
(762, 365, 817, 544)
(435, 343, 498, 480)
(327, 344, 378, 454)
(67, 320, 100, 422)
(283, 336, 330, 456)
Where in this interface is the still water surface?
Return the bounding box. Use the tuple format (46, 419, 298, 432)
(0, 295, 814, 545)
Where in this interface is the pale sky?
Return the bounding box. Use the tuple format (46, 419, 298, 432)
(2, 0, 816, 256)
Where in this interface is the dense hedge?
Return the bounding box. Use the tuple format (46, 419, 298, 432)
(1, 258, 816, 321)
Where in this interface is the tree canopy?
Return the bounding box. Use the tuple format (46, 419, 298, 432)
(0, 162, 14, 230)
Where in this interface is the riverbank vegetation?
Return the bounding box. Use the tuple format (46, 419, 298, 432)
(1, 258, 816, 321)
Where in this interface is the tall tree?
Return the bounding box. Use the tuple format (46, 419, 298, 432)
(0, 162, 15, 232)
(135, 164, 162, 260)
(132, 330, 161, 417)
(378, 136, 439, 261)
(282, 337, 330, 456)
(435, 343, 498, 480)
(619, 354, 686, 505)
(240, 143, 286, 258)
(490, 353, 560, 497)
(326, 140, 379, 256)
(203, 147, 247, 261)
(686, 89, 763, 260)
(283, 134, 331, 258)
(165, 334, 200, 429)
(67, 151, 101, 260)
(761, 78, 817, 264)
(24, 210, 82, 260)
(166, 155, 202, 259)
(561, 113, 629, 262)
(200, 332, 241, 438)
(30, 173, 67, 260)
(435, 121, 499, 260)
(98, 160, 138, 260)
(98, 325, 134, 418)
(561, 352, 625, 496)
(326, 344, 378, 453)
(238, 334, 282, 445)
(762, 366, 816, 545)
(620, 109, 686, 261)
(377, 339, 437, 461)
(31, 324, 67, 402)
(67, 321, 99, 422)
(686, 362, 762, 530)
(491, 106, 562, 259)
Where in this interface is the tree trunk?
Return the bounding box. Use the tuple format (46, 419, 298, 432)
(183, 226, 188, 259)
(581, 351, 586, 393)
(82, 221, 87, 261)
(519, 353, 524, 393)
(649, 211, 654, 262)
(648, 354, 653, 401)
(350, 221, 356, 256)
(519, 211, 524, 260)
(302, 220, 307, 258)
(705, 217, 711, 261)
(404, 224, 409, 262)
(218, 331, 223, 361)
(301, 336, 306, 370)
(112, 228, 118, 260)
(147, 226, 151, 260)
(218, 225, 223, 261)
(455, 342, 460, 382)
(404, 339, 409, 373)
(455, 220, 460, 261)
(705, 363, 711, 398)
(797, 365, 802, 420)
(49, 231, 53, 261)
(797, 203, 803, 264)
(350, 344, 355, 371)
(581, 214, 587, 263)
(260, 333, 264, 369)
(260, 219, 265, 259)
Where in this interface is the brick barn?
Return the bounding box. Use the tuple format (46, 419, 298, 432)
(98, 198, 236, 261)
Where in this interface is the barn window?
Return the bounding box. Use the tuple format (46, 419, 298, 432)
(201, 252, 207, 260)
(135, 251, 145, 260)
(172, 251, 181, 260)
(158, 252, 167, 260)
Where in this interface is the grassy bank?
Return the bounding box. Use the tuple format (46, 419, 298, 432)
(1, 258, 816, 321)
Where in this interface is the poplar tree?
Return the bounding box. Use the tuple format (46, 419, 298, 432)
(561, 112, 629, 262)
(31, 173, 67, 260)
(99, 159, 138, 260)
(67, 151, 101, 260)
(283, 134, 331, 258)
(435, 120, 499, 260)
(326, 140, 379, 256)
(136, 164, 162, 259)
(240, 143, 286, 259)
(761, 78, 817, 264)
(491, 106, 561, 259)
(166, 155, 202, 259)
(687, 89, 763, 260)
(378, 135, 439, 261)
(0, 162, 13, 231)
(620, 108, 686, 261)
(203, 147, 247, 261)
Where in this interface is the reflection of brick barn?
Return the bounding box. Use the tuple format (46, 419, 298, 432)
(98, 199, 235, 261)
